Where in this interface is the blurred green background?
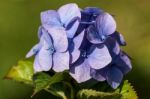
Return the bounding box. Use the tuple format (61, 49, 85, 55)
(0, 0, 150, 99)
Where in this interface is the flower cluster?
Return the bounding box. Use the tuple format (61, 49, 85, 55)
(26, 3, 132, 89)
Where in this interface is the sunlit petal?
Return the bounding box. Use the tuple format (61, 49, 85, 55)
(96, 12, 116, 35)
(53, 51, 69, 72)
(88, 45, 112, 69)
(70, 60, 91, 83)
(47, 27, 68, 52)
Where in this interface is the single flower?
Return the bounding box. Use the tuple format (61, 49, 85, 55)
(87, 12, 117, 44)
(26, 27, 69, 73)
(41, 3, 81, 38)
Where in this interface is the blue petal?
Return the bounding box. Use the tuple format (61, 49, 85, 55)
(96, 12, 116, 35)
(70, 30, 85, 63)
(106, 67, 123, 89)
(88, 45, 112, 69)
(82, 7, 104, 15)
(38, 40, 53, 71)
(110, 31, 126, 46)
(70, 50, 80, 64)
(90, 68, 107, 81)
(87, 25, 103, 44)
(58, 3, 81, 27)
(41, 10, 61, 29)
(69, 60, 92, 83)
(66, 17, 80, 38)
(53, 51, 69, 72)
(26, 44, 41, 58)
(34, 54, 42, 73)
(75, 11, 91, 35)
(105, 37, 120, 58)
(41, 28, 54, 47)
(115, 51, 132, 74)
(73, 30, 85, 49)
(38, 26, 43, 39)
(47, 27, 68, 52)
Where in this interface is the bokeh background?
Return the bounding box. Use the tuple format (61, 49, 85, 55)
(0, 0, 150, 99)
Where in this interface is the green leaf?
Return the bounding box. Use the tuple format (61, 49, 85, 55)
(32, 72, 51, 96)
(32, 71, 72, 98)
(5, 60, 34, 85)
(47, 71, 70, 85)
(116, 80, 138, 99)
(46, 82, 74, 99)
(77, 89, 121, 99)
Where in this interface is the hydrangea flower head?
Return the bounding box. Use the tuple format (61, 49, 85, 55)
(26, 4, 132, 89)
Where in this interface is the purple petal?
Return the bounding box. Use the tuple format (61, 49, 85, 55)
(73, 30, 85, 49)
(96, 12, 116, 35)
(69, 60, 91, 83)
(87, 25, 103, 44)
(53, 51, 69, 72)
(34, 54, 42, 73)
(58, 3, 81, 27)
(66, 20, 80, 38)
(71, 49, 80, 64)
(90, 68, 107, 81)
(41, 28, 54, 47)
(83, 7, 104, 15)
(41, 10, 61, 29)
(111, 31, 126, 46)
(105, 37, 120, 57)
(47, 27, 68, 52)
(70, 30, 85, 63)
(106, 67, 123, 89)
(88, 45, 112, 69)
(38, 26, 43, 39)
(115, 52, 132, 74)
(38, 44, 53, 71)
(26, 44, 41, 58)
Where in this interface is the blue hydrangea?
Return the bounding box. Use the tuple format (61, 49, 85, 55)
(26, 4, 132, 89)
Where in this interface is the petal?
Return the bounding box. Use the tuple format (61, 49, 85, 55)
(33, 54, 42, 73)
(41, 28, 53, 47)
(71, 49, 80, 64)
(87, 25, 103, 44)
(88, 45, 112, 69)
(106, 67, 123, 89)
(70, 30, 88, 64)
(96, 12, 116, 35)
(105, 37, 120, 58)
(47, 27, 68, 52)
(53, 51, 69, 72)
(70, 60, 91, 83)
(75, 11, 91, 36)
(38, 46, 53, 71)
(111, 31, 126, 46)
(115, 52, 132, 74)
(66, 19, 80, 38)
(26, 44, 41, 58)
(38, 26, 43, 39)
(40, 10, 61, 29)
(90, 68, 107, 81)
(73, 30, 85, 49)
(58, 3, 81, 27)
(83, 7, 104, 15)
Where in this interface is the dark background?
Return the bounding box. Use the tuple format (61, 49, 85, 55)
(0, 0, 150, 99)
